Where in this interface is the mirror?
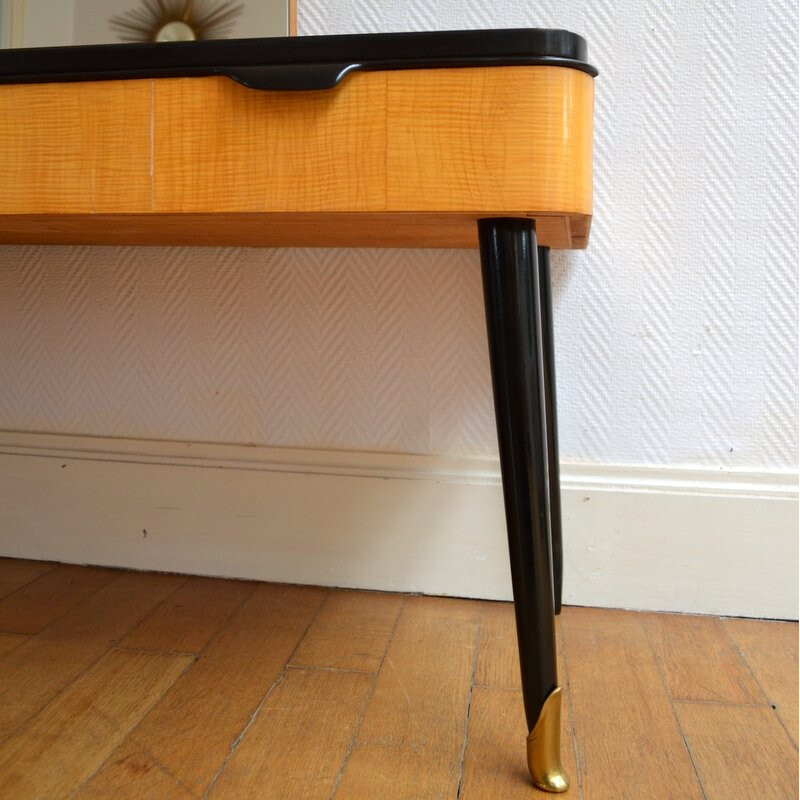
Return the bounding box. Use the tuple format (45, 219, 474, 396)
(0, 0, 290, 49)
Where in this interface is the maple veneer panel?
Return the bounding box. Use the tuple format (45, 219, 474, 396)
(151, 67, 592, 216)
(0, 67, 593, 248)
(0, 80, 152, 214)
(153, 74, 387, 212)
(385, 67, 592, 214)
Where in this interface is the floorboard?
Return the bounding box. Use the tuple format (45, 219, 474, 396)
(561, 607, 705, 800)
(0, 632, 28, 656)
(474, 600, 521, 690)
(289, 589, 404, 673)
(120, 574, 256, 654)
(724, 617, 799, 747)
(209, 667, 372, 799)
(0, 647, 192, 799)
(0, 559, 795, 800)
(332, 595, 483, 800)
(676, 702, 798, 800)
(121, 583, 327, 796)
(0, 563, 117, 635)
(74, 740, 197, 799)
(0, 571, 185, 739)
(0, 557, 55, 600)
(641, 612, 765, 704)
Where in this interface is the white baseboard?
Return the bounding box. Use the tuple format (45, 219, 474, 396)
(0, 430, 796, 619)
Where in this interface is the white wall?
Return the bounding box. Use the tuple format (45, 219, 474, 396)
(2, 433, 796, 618)
(19, 0, 73, 46)
(0, 0, 796, 615)
(295, 0, 799, 473)
(1, 0, 795, 472)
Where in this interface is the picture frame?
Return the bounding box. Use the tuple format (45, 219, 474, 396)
(0, 0, 293, 49)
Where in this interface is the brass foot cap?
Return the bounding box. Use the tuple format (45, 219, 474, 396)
(526, 686, 569, 793)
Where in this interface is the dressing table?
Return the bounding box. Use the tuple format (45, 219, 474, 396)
(0, 29, 596, 792)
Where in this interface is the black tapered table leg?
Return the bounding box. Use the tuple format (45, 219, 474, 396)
(536, 246, 563, 615)
(478, 218, 567, 794)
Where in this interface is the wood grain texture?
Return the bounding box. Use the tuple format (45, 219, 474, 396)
(0, 80, 152, 214)
(641, 612, 766, 704)
(152, 74, 383, 213)
(332, 595, 483, 800)
(152, 68, 592, 216)
(0, 67, 593, 249)
(0, 211, 587, 249)
(0, 571, 185, 738)
(75, 741, 196, 800)
(209, 667, 372, 799)
(561, 607, 704, 800)
(676, 702, 799, 800)
(383, 68, 591, 214)
(290, 589, 404, 673)
(0, 563, 117, 634)
(121, 575, 256, 654)
(0, 647, 192, 799)
(0, 557, 54, 600)
(474, 600, 522, 690)
(1, 560, 795, 798)
(123, 583, 327, 796)
(0, 633, 28, 656)
(724, 618, 799, 746)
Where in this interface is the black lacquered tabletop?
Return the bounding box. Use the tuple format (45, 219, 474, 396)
(0, 28, 597, 91)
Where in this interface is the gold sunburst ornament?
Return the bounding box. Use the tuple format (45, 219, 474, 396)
(110, 0, 244, 43)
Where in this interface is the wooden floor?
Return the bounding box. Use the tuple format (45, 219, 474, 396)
(0, 558, 796, 799)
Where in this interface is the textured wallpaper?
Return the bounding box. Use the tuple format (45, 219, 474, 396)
(0, 0, 797, 469)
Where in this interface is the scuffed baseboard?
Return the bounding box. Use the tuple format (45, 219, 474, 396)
(0, 430, 796, 619)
